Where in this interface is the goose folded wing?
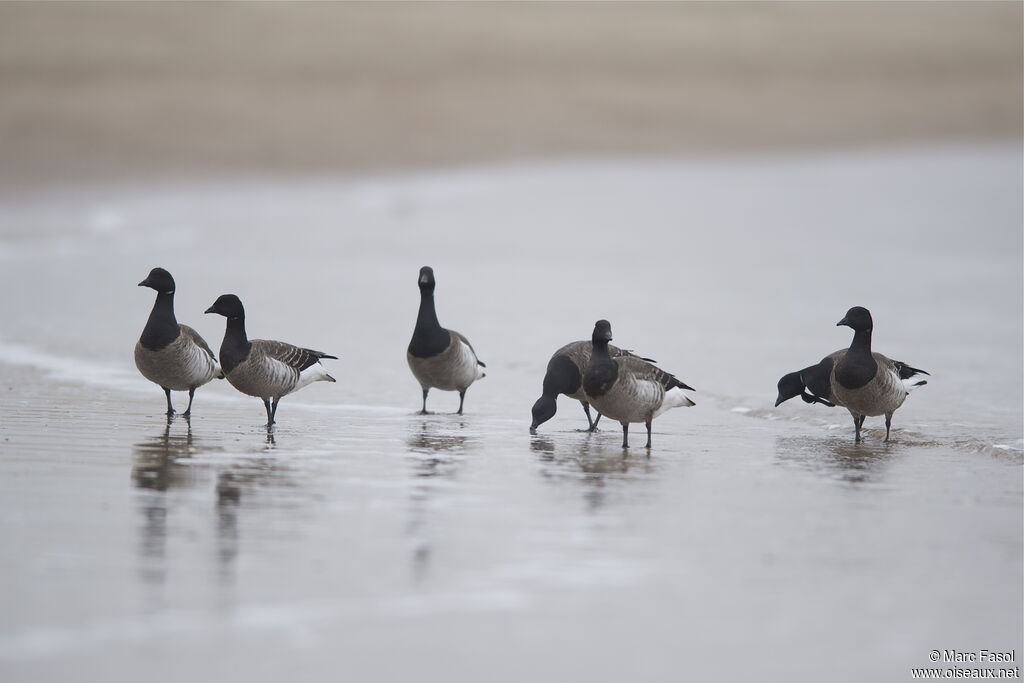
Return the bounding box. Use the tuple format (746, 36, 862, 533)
(452, 330, 485, 367)
(617, 356, 694, 391)
(179, 324, 217, 360)
(258, 340, 336, 372)
(613, 348, 657, 364)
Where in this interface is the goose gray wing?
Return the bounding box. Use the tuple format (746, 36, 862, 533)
(871, 353, 928, 379)
(256, 340, 337, 372)
(452, 330, 485, 368)
(616, 356, 694, 391)
(179, 324, 216, 360)
(873, 352, 929, 391)
(612, 347, 657, 364)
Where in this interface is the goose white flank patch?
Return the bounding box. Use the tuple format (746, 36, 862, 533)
(830, 306, 930, 443)
(406, 266, 485, 415)
(134, 267, 222, 417)
(204, 294, 336, 428)
(530, 340, 657, 434)
(582, 320, 695, 449)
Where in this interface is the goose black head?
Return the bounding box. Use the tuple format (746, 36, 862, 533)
(592, 320, 613, 345)
(837, 306, 872, 331)
(418, 266, 436, 291)
(530, 396, 557, 434)
(775, 371, 805, 407)
(138, 267, 175, 294)
(204, 294, 245, 320)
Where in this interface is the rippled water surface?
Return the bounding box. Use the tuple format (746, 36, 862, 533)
(0, 146, 1021, 682)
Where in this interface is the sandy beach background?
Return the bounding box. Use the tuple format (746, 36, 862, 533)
(0, 4, 1021, 683)
(0, 1, 1020, 188)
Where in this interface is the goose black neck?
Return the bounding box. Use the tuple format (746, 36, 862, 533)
(591, 339, 612, 360)
(219, 314, 251, 374)
(409, 289, 450, 358)
(849, 328, 873, 356)
(582, 340, 617, 398)
(836, 328, 877, 389)
(543, 354, 583, 397)
(802, 358, 835, 399)
(139, 291, 180, 351)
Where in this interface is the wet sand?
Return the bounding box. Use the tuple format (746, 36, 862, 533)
(0, 145, 1021, 681)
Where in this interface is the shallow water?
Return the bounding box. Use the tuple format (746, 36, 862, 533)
(0, 144, 1021, 681)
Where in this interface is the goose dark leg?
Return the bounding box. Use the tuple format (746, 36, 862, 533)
(884, 412, 893, 442)
(183, 388, 196, 417)
(853, 413, 862, 443)
(162, 387, 174, 417)
(270, 397, 280, 425)
(645, 420, 653, 449)
(457, 389, 466, 415)
(621, 422, 629, 449)
(419, 388, 429, 415)
(579, 401, 602, 432)
(263, 398, 273, 428)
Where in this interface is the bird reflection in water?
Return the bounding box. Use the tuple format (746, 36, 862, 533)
(773, 435, 899, 485)
(215, 471, 241, 591)
(131, 417, 201, 608)
(131, 418, 289, 608)
(531, 433, 657, 512)
(404, 419, 471, 582)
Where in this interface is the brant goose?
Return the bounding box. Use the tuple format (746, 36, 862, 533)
(582, 320, 695, 449)
(831, 306, 929, 442)
(204, 294, 336, 427)
(135, 267, 221, 417)
(407, 266, 485, 414)
(530, 340, 655, 434)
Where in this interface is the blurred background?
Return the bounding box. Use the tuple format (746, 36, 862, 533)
(0, 1, 1020, 190)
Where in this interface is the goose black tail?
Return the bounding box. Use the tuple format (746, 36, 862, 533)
(895, 362, 929, 379)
